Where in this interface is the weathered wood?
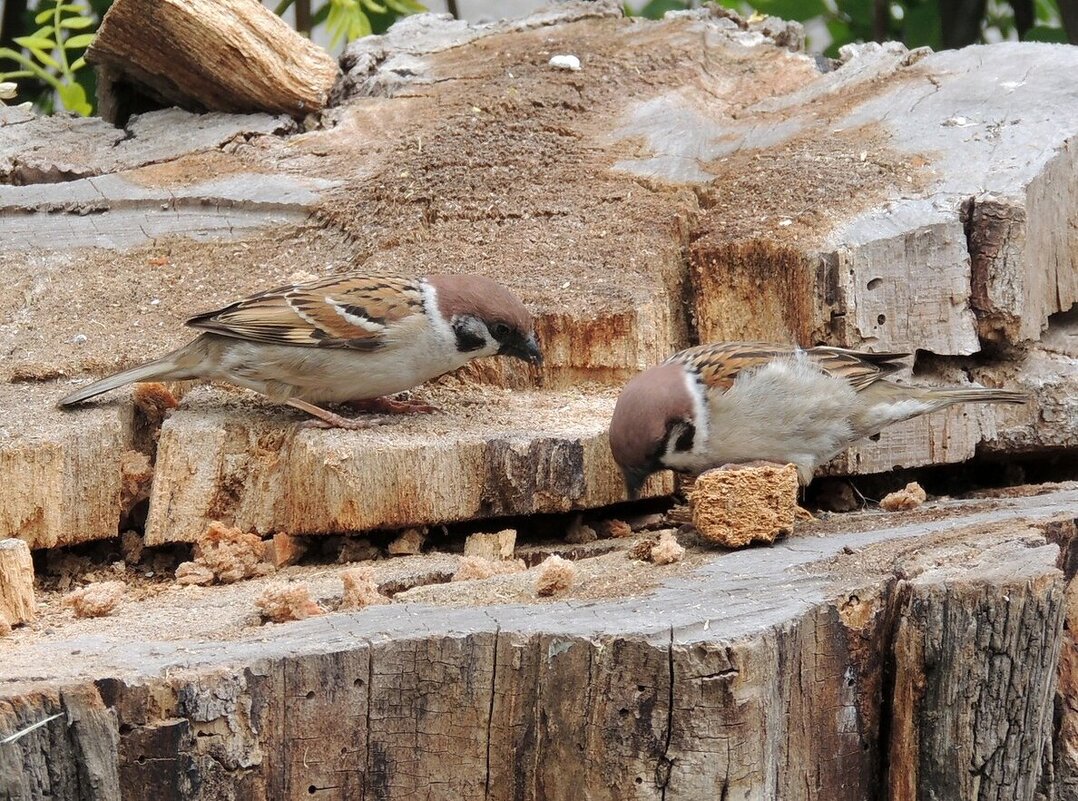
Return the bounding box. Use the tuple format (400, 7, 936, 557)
(0, 3, 1075, 539)
(0, 538, 34, 627)
(142, 387, 672, 544)
(0, 487, 1074, 800)
(86, 0, 339, 122)
(0, 384, 134, 547)
(888, 538, 1064, 801)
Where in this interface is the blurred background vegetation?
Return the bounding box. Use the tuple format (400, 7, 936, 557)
(0, 0, 1074, 116)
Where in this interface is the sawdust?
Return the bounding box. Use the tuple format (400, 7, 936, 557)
(63, 581, 126, 618)
(119, 450, 153, 515)
(452, 556, 527, 582)
(339, 566, 389, 609)
(0, 615, 10, 637)
(535, 555, 576, 596)
(880, 482, 928, 511)
(256, 583, 324, 623)
(564, 517, 598, 544)
(120, 531, 144, 565)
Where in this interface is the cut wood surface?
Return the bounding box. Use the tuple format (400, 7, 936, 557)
(0, 486, 1074, 799)
(0, 539, 35, 627)
(1, 2, 1076, 549)
(86, 0, 339, 121)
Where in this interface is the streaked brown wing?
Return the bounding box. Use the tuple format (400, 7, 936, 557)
(668, 342, 909, 393)
(186, 275, 424, 350)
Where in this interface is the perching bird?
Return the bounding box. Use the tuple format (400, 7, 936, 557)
(58, 272, 543, 429)
(609, 341, 1028, 497)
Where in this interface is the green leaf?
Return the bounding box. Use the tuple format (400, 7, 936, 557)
(383, 0, 424, 12)
(1024, 23, 1067, 40)
(57, 81, 91, 115)
(902, 0, 941, 48)
(63, 32, 96, 48)
(70, 55, 86, 70)
(60, 16, 95, 29)
(15, 35, 57, 50)
(35, 7, 55, 24)
(32, 25, 56, 38)
(360, 0, 388, 13)
(27, 47, 61, 70)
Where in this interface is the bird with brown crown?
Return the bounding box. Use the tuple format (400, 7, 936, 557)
(58, 273, 542, 429)
(609, 342, 1028, 497)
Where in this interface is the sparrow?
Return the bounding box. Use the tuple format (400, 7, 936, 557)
(609, 341, 1029, 497)
(58, 273, 543, 428)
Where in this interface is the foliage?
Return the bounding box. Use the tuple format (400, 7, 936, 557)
(0, 0, 96, 115)
(627, 0, 1073, 53)
(322, 0, 425, 45)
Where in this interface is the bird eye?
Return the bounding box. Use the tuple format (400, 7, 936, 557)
(491, 322, 511, 339)
(673, 422, 695, 453)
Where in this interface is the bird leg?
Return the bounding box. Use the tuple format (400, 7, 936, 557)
(346, 395, 440, 415)
(288, 399, 393, 430)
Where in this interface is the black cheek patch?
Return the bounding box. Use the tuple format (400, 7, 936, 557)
(453, 322, 486, 353)
(674, 422, 696, 453)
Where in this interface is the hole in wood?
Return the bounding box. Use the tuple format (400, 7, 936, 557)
(877, 313, 886, 325)
(305, 690, 315, 700)
(867, 278, 883, 290)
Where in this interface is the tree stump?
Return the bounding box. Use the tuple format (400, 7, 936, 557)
(86, 0, 339, 123)
(0, 539, 35, 628)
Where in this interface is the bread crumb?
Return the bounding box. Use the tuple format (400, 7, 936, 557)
(453, 555, 526, 582)
(650, 531, 685, 565)
(63, 581, 126, 618)
(178, 521, 274, 585)
(535, 555, 575, 596)
(387, 527, 426, 556)
(880, 482, 927, 511)
(132, 382, 179, 429)
(119, 450, 153, 515)
(340, 566, 390, 609)
(256, 584, 324, 623)
(338, 537, 380, 563)
(596, 519, 632, 539)
(175, 561, 216, 586)
(121, 530, 144, 565)
(690, 464, 798, 548)
(463, 530, 517, 560)
(262, 532, 307, 568)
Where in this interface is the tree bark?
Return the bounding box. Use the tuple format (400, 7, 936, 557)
(0, 538, 34, 627)
(85, 0, 339, 123)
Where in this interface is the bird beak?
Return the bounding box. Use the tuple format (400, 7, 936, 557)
(501, 333, 543, 367)
(622, 466, 650, 501)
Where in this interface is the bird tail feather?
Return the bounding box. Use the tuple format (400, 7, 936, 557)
(928, 387, 1029, 406)
(57, 347, 197, 407)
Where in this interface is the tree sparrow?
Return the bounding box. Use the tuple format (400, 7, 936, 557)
(609, 342, 1028, 497)
(58, 273, 543, 429)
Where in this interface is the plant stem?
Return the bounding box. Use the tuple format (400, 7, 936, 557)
(294, 0, 311, 33)
(274, 0, 296, 15)
(446, 0, 459, 18)
(53, 0, 70, 75)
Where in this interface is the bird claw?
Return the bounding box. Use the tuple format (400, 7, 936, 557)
(297, 414, 394, 431)
(348, 396, 440, 415)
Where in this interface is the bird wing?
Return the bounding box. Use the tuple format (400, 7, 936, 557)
(670, 342, 909, 393)
(186, 274, 425, 350)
